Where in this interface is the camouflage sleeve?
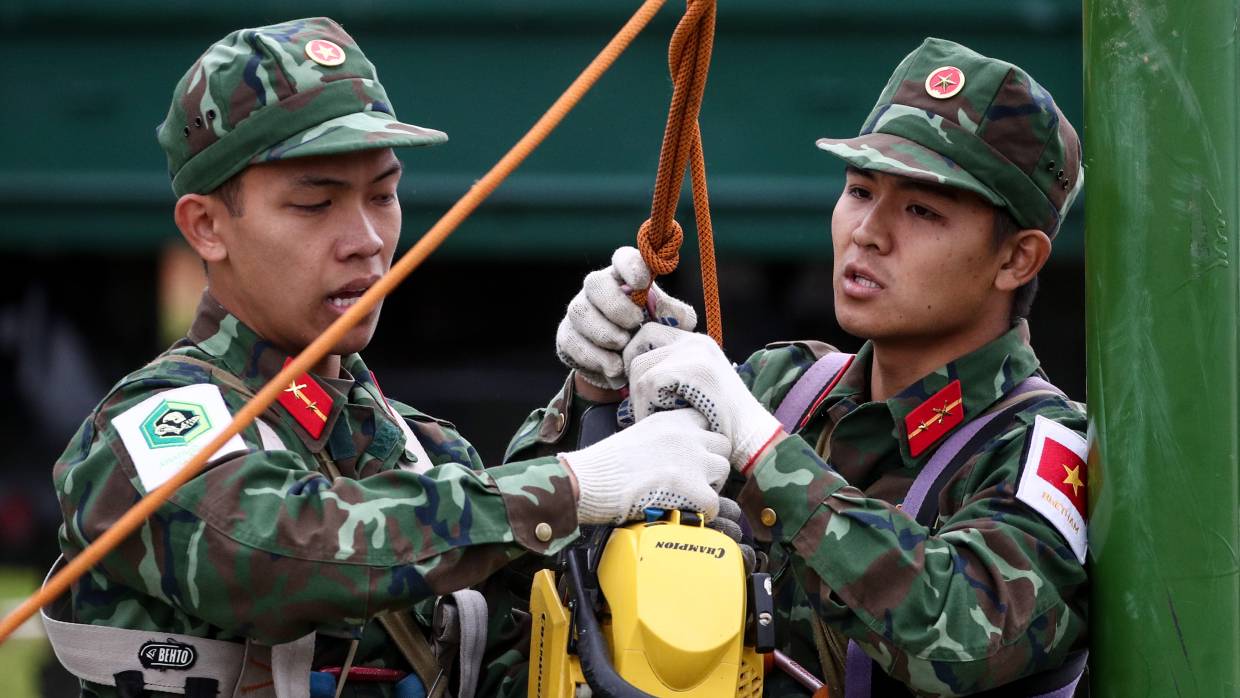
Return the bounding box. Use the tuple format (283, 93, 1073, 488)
(503, 371, 622, 463)
(736, 342, 830, 409)
(737, 408, 1088, 695)
(54, 377, 580, 645)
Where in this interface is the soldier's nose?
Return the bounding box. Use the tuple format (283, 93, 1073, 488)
(337, 210, 385, 259)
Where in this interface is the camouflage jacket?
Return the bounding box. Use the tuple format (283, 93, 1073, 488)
(52, 294, 579, 697)
(502, 323, 1087, 697)
(737, 323, 1087, 697)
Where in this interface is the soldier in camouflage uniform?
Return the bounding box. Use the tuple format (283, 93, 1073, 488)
(510, 38, 1088, 696)
(48, 17, 730, 698)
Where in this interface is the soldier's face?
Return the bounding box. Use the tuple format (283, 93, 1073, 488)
(211, 148, 402, 358)
(831, 168, 1012, 349)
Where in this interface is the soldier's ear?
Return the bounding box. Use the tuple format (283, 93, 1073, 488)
(995, 228, 1051, 292)
(174, 194, 229, 264)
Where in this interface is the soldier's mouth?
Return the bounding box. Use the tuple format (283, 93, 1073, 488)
(326, 276, 379, 310)
(841, 263, 885, 297)
(327, 293, 362, 309)
(851, 274, 881, 289)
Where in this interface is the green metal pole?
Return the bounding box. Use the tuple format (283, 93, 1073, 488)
(1084, 1, 1240, 694)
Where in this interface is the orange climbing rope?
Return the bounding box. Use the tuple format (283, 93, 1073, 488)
(0, 0, 674, 645)
(634, 0, 723, 345)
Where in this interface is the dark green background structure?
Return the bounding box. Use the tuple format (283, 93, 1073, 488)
(0, 0, 1083, 260)
(1086, 1, 1240, 694)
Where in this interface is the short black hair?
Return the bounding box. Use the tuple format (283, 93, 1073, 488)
(212, 172, 245, 217)
(993, 207, 1038, 321)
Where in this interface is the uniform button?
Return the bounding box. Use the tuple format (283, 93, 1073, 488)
(535, 522, 554, 543)
(553, 412, 566, 433)
(760, 508, 777, 527)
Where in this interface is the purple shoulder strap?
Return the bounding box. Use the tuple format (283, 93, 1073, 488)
(845, 375, 1072, 698)
(1031, 672, 1086, 698)
(902, 375, 1060, 519)
(773, 352, 854, 432)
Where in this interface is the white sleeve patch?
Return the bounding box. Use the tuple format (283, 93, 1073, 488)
(1015, 415, 1089, 563)
(111, 384, 249, 493)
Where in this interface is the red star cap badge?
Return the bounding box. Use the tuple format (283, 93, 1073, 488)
(904, 380, 965, 457)
(305, 39, 346, 67)
(925, 66, 965, 100)
(276, 358, 334, 439)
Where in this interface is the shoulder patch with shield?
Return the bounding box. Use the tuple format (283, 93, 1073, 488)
(111, 384, 248, 493)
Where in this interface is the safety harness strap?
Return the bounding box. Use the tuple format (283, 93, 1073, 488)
(41, 559, 246, 695)
(433, 590, 489, 698)
(151, 354, 254, 397)
(271, 632, 315, 698)
(772, 352, 854, 433)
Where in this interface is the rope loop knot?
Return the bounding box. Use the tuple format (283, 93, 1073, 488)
(634, 218, 684, 305)
(633, 0, 722, 343)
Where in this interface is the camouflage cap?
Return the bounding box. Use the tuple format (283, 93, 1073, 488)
(816, 37, 1082, 237)
(157, 17, 448, 197)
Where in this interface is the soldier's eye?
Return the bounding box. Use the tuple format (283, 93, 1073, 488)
(908, 204, 940, 220)
(373, 193, 397, 206)
(846, 186, 871, 200)
(292, 200, 331, 212)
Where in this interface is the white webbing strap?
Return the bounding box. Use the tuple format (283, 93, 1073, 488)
(270, 631, 315, 698)
(40, 557, 318, 697)
(433, 590, 489, 698)
(42, 595, 244, 694)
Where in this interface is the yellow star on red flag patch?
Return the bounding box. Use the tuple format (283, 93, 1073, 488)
(1016, 415, 1089, 563)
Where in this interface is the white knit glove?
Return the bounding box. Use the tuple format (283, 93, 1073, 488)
(556, 246, 698, 390)
(626, 324, 784, 472)
(559, 408, 729, 524)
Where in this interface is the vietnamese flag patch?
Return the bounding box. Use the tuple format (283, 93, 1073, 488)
(904, 379, 965, 457)
(1015, 415, 1089, 562)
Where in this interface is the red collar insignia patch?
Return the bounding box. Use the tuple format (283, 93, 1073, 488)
(904, 379, 965, 457)
(925, 66, 965, 99)
(276, 358, 333, 439)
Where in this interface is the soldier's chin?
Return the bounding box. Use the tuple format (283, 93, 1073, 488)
(834, 307, 877, 341)
(331, 324, 378, 356)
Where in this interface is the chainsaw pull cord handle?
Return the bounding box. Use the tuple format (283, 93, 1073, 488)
(632, 0, 723, 347)
(565, 548, 657, 698)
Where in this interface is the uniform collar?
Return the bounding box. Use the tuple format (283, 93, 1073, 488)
(825, 321, 1040, 470)
(186, 291, 360, 449)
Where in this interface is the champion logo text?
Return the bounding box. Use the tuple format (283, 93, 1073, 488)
(653, 540, 727, 559)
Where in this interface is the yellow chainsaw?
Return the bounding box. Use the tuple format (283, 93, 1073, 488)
(528, 508, 774, 697)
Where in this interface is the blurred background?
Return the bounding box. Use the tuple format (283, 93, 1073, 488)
(0, 1, 1083, 693)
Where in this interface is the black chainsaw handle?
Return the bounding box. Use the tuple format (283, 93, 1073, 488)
(565, 547, 657, 698)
